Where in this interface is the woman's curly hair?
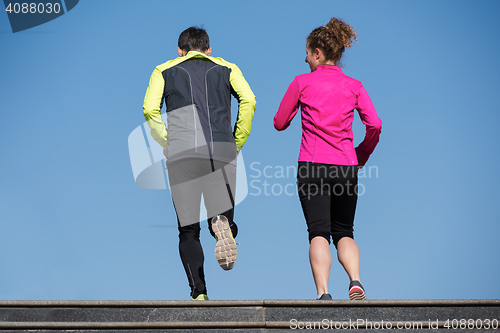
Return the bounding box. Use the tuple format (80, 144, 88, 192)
(307, 17, 357, 65)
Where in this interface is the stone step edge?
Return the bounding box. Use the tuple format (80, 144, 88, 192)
(0, 299, 498, 308)
(0, 320, 470, 330)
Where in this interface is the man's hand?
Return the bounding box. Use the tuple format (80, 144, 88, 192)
(163, 148, 168, 159)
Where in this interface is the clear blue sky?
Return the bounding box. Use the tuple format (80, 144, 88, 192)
(1, 0, 499, 301)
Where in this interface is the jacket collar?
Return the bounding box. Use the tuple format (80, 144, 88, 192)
(316, 64, 342, 72)
(184, 50, 210, 59)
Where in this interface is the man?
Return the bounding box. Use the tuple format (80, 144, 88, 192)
(142, 27, 256, 300)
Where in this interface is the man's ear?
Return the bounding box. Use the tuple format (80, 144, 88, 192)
(204, 47, 212, 56)
(178, 47, 185, 57)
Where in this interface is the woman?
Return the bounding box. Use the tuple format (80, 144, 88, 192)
(274, 17, 382, 300)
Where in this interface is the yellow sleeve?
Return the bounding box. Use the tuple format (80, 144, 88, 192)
(230, 65, 256, 151)
(143, 66, 168, 149)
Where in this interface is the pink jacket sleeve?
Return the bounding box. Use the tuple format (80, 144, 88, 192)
(274, 78, 300, 131)
(354, 84, 382, 162)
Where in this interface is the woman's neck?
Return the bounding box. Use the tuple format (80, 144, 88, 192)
(320, 60, 335, 66)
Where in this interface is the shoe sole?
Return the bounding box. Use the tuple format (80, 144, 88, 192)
(212, 215, 237, 271)
(349, 287, 366, 300)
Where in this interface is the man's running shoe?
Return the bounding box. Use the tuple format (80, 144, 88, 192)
(348, 280, 366, 300)
(192, 294, 209, 300)
(211, 215, 237, 270)
(317, 293, 332, 300)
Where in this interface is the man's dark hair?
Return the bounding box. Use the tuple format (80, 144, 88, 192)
(178, 27, 210, 52)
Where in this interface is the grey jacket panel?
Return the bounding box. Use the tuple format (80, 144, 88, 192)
(166, 104, 202, 161)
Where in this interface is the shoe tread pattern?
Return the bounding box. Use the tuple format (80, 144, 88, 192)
(212, 215, 237, 270)
(349, 286, 366, 300)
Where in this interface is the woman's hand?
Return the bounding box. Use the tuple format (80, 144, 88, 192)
(356, 151, 367, 169)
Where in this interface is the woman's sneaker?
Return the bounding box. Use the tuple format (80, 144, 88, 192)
(211, 215, 237, 270)
(348, 280, 366, 300)
(317, 293, 332, 300)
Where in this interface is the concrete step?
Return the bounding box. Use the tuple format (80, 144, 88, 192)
(0, 300, 498, 332)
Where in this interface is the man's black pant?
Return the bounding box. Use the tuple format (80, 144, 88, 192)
(168, 158, 237, 297)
